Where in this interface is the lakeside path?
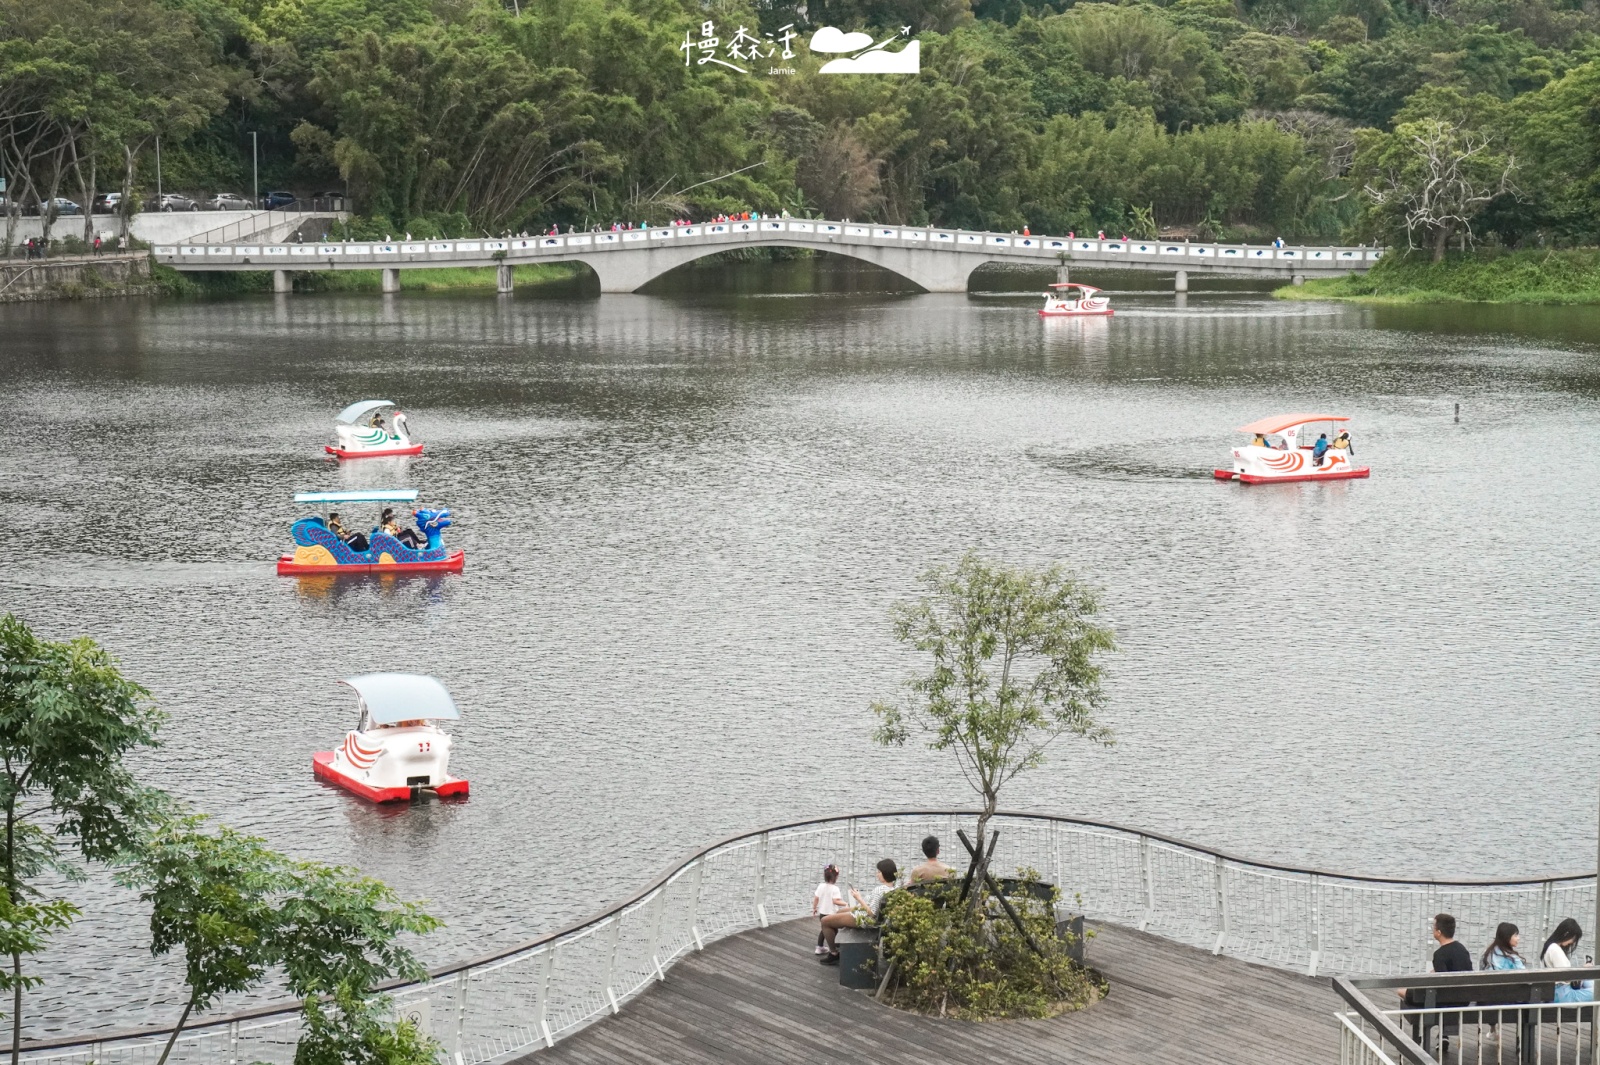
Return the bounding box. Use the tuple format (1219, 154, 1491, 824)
(516, 918, 1341, 1064)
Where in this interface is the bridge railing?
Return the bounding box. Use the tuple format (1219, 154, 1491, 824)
(151, 221, 1382, 267)
(20, 811, 1587, 1065)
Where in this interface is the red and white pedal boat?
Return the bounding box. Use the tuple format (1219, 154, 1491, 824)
(1214, 413, 1370, 484)
(326, 400, 423, 459)
(1039, 282, 1113, 317)
(313, 673, 470, 803)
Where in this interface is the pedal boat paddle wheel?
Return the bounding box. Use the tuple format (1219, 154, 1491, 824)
(277, 489, 465, 575)
(326, 399, 423, 459)
(1214, 413, 1371, 484)
(314, 673, 469, 803)
(1039, 282, 1113, 317)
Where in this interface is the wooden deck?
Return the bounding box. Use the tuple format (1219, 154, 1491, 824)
(516, 918, 1343, 1064)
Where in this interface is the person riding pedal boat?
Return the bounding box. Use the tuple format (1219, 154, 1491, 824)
(328, 512, 368, 552)
(380, 508, 424, 550)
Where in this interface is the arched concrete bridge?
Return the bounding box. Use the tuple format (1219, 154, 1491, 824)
(154, 218, 1381, 294)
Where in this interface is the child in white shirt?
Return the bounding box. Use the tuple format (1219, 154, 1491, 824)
(811, 864, 846, 955)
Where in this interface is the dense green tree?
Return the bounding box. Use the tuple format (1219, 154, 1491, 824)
(0, 615, 165, 1065)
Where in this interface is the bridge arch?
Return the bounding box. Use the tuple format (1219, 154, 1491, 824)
(566, 237, 1002, 294)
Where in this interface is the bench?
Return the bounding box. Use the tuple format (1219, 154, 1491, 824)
(1411, 978, 1591, 1062)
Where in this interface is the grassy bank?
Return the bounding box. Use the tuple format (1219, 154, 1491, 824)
(1277, 249, 1600, 304)
(161, 261, 584, 297)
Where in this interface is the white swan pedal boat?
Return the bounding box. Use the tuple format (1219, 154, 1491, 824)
(326, 399, 423, 459)
(313, 673, 469, 803)
(1039, 282, 1113, 317)
(1214, 413, 1370, 484)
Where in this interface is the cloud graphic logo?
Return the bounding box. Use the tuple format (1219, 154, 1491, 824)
(809, 27, 875, 52)
(819, 39, 920, 74)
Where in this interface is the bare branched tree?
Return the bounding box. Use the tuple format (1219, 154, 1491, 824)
(1362, 118, 1517, 261)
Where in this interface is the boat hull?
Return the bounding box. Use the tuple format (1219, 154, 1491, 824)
(1039, 308, 1113, 317)
(313, 751, 469, 803)
(277, 550, 465, 576)
(325, 444, 424, 459)
(1216, 467, 1371, 484)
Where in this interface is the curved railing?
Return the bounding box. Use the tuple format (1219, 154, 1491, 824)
(21, 810, 1594, 1065)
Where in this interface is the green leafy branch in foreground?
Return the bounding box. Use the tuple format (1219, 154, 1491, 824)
(118, 814, 441, 1065)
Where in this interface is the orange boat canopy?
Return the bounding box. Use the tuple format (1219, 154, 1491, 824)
(1235, 413, 1350, 435)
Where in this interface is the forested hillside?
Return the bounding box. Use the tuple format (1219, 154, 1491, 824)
(4, 0, 1599, 254)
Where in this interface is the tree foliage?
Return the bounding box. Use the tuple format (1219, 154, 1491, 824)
(6, 0, 1600, 245)
(0, 614, 165, 1064)
(871, 553, 1116, 878)
(878, 874, 1098, 1019)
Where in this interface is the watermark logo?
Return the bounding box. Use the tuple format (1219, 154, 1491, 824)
(679, 22, 919, 75)
(812, 27, 920, 74)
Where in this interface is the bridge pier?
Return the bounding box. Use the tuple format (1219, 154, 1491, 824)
(497, 263, 513, 294)
(382, 268, 401, 294)
(1174, 269, 1188, 293)
(1292, 273, 1305, 286)
(272, 270, 291, 294)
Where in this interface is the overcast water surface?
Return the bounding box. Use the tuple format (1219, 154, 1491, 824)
(2, 261, 1598, 1033)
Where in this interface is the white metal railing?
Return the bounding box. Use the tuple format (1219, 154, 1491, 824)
(1339, 1000, 1600, 1064)
(184, 209, 347, 245)
(21, 810, 1589, 1064)
(151, 221, 1382, 268)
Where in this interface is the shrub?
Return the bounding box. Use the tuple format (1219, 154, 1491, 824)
(877, 871, 1102, 1020)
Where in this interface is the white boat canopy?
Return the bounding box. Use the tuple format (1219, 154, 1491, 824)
(294, 489, 419, 505)
(335, 399, 396, 425)
(340, 673, 460, 724)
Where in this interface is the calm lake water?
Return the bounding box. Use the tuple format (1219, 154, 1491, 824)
(2, 260, 1598, 1034)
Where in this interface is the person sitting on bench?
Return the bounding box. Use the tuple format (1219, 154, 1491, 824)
(1398, 913, 1473, 1006)
(819, 858, 898, 966)
(909, 835, 955, 884)
(1483, 922, 1526, 971)
(1542, 918, 1594, 1003)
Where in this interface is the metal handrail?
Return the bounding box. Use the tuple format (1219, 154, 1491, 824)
(21, 809, 1598, 1062)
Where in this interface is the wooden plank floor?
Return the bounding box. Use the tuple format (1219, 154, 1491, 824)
(514, 918, 1342, 1064)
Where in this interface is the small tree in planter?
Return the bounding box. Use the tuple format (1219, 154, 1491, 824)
(872, 552, 1117, 889)
(870, 554, 1117, 1017)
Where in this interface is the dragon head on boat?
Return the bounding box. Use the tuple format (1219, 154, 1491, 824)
(415, 508, 453, 551)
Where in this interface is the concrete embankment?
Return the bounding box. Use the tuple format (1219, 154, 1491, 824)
(0, 255, 157, 302)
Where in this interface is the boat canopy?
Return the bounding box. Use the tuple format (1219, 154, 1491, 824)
(335, 399, 395, 425)
(340, 673, 459, 724)
(1235, 413, 1350, 435)
(294, 489, 419, 505)
(1048, 282, 1102, 293)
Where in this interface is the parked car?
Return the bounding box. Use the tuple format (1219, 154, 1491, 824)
(148, 193, 200, 212)
(261, 190, 298, 209)
(207, 192, 253, 211)
(92, 192, 124, 214)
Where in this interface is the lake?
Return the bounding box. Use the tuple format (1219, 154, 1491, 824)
(2, 259, 1597, 1034)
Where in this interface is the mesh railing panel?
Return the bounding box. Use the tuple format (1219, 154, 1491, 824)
(24, 812, 1591, 1065)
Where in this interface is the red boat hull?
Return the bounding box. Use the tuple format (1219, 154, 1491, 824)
(313, 751, 469, 803)
(325, 444, 425, 459)
(1038, 309, 1114, 317)
(277, 550, 465, 576)
(1227, 467, 1371, 485)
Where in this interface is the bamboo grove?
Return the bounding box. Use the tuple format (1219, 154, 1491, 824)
(4, 0, 1600, 254)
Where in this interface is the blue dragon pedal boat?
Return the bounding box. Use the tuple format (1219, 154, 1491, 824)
(277, 490, 464, 575)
